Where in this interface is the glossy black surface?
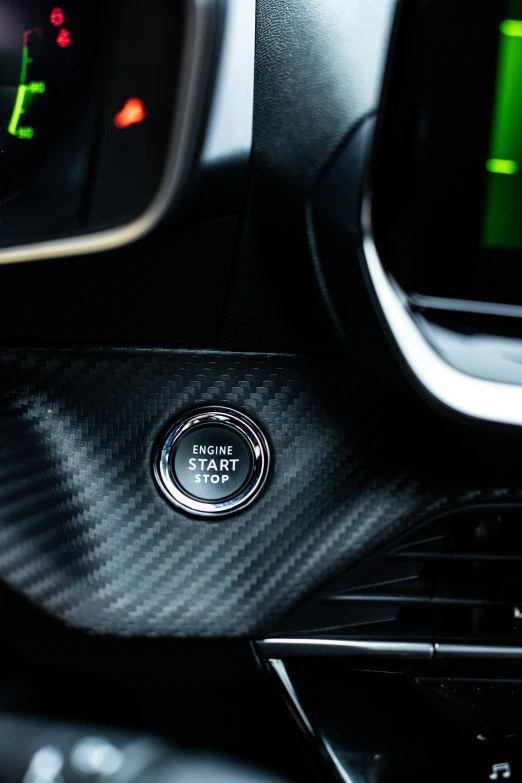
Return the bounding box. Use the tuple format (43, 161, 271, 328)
(86, 0, 182, 229)
(172, 424, 252, 502)
(280, 660, 522, 782)
(371, 0, 522, 307)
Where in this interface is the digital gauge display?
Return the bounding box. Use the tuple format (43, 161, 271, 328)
(483, 0, 522, 251)
(0, 1, 84, 202)
(0, 0, 182, 251)
(371, 0, 522, 306)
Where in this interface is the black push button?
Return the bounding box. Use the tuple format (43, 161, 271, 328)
(154, 407, 270, 517)
(172, 425, 252, 501)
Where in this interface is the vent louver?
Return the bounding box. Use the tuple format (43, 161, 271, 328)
(274, 507, 522, 646)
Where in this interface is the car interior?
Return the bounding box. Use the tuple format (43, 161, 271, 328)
(2, 0, 522, 781)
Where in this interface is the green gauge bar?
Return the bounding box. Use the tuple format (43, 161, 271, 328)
(500, 18, 522, 36)
(8, 87, 27, 136)
(7, 29, 45, 140)
(486, 158, 519, 175)
(483, 0, 522, 249)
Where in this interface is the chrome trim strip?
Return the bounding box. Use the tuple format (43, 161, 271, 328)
(322, 740, 357, 783)
(362, 200, 522, 427)
(436, 644, 522, 660)
(153, 407, 270, 517)
(410, 294, 522, 320)
(260, 638, 522, 661)
(267, 660, 317, 739)
(257, 638, 434, 659)
(0, 0, 255, 266)
(201, 0, 256, 168)
(268, 660, 354, 783)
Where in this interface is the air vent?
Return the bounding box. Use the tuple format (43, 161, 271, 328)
(272, 507, 522, 647)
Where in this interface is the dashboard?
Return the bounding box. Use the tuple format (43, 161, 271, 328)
(2, 2, 522, 782)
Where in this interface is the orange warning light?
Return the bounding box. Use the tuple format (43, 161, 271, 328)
(114, 98, 146, 129)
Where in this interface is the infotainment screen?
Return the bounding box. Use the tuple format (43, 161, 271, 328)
(372, 0, 522, 306)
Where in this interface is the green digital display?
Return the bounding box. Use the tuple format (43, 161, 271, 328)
(483, 0, 522, 249)
(7, 28, 47, 141)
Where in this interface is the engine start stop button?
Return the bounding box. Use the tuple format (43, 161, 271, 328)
(153, 408, 270, 517)
(173, 425, 252, 501)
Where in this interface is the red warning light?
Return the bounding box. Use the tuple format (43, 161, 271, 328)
(50, 7, 64, 26)
(56, 28, 71, 47)
(114, 98, 146, 129)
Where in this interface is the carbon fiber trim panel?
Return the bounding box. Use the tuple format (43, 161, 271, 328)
(0, 349, 520, 636)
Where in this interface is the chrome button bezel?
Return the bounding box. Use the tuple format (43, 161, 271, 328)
(153, 407, 270, 517)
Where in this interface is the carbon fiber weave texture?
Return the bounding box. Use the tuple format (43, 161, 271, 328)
(1, 348, 521, 637)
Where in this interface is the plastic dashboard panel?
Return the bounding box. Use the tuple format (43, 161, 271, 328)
(2, 349, 522, 637)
